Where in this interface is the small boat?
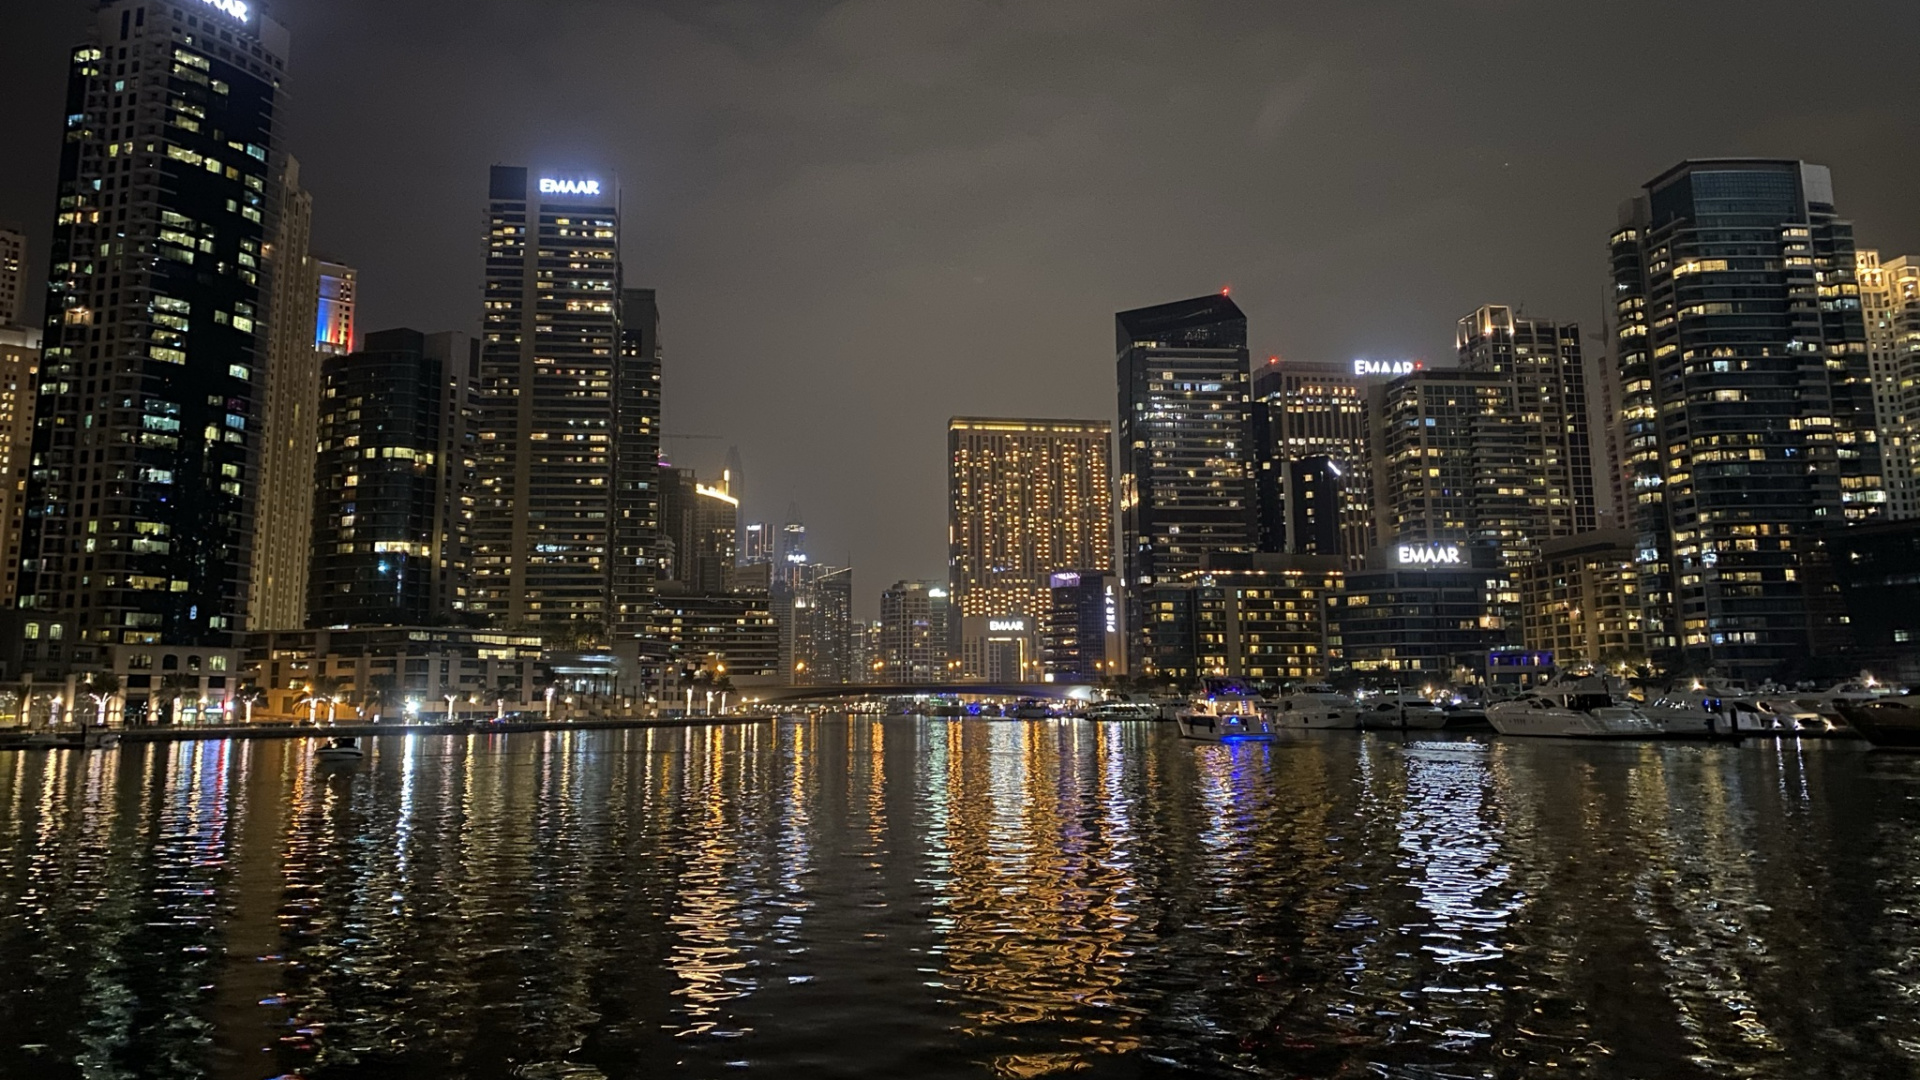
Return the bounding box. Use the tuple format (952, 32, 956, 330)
(1271, 685, 1360, 729)
(316, 736, 365, 762)
(1835, 697, 1920, 749)
(1644, 681, 1748, 737)
(82, 726, 120, 749)
(1359, 692, 1449, 730)
(1486, 677, 1662, 739)
(1010, 699, 1056, 720)
(1176, 680, 1275, 742)
(923, 697, 967, 719)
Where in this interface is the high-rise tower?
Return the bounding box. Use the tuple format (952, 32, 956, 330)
(1457, 304, 1598, 541)
(1115, 293, 1256, 676)
(1610, 160, 1879, 680)
(19, 0, 292, 675)
(0, 228, 25, 328)
(1250, 358, 1373, 566)
(471, 165, 622, 634)
(249, 156, 321, 631)
(613, 287, 661, 643)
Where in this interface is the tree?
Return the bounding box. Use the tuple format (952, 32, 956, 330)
(158, 672, 200, 727)
(358, 675, 399, 724)
(298, 676, 346, 726)
(233, 684, 267, 724)
(81, 672, 122, 728)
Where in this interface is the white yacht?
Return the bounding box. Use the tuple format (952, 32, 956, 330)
(1486, 678, 1662, 739)
(1176, 680, 1275, 742)
(1753, 675, 1900, 734)
(1358, 691, 1449, 730)
(1271, 685, 1360, 729)
(1643, 681, 1749, 737)
(1083, 701, 1160, 721)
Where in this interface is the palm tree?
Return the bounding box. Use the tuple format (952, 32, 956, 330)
(232, 684, 267, 725)
(81, 672, 121, 728)
(157, 672, 200, 727)
(298, 676, 346, 726)
(493, 676, 519, 722)
(359, 674, 399, 724)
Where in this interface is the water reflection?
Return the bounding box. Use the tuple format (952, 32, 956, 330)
(1, 724, 1918, 1078)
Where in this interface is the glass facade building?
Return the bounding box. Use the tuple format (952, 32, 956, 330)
(1610, 160, 1879, 681)
(308, 329, 477, 628)
(19, 0, 292, 675)
(1251, 358, 1373, 566)
(1116, 294, 1257, 677)
(612, 288, 661, 643)
(472, 165, 622, 633)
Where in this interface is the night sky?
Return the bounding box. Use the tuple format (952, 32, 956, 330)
(4, 0, 1918, 617)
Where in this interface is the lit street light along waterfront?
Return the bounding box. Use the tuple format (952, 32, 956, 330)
(3, 720, 1918, 1079)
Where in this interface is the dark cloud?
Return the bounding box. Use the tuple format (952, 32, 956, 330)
(3, 0, 1917, 616)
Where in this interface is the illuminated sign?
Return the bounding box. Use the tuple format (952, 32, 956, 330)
(1395, 543, 1464, 566)
(1050, 572, 1082, 588)
(988, 619, 1027, 633)
(201, 0, 250, 21)
(1104, 585, 1118, 634)
(539, 178, 603, 197)
(1353, 359, 1424, 378)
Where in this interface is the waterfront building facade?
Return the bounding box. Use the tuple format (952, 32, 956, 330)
(612, 288, 662, 643)
(307, 329, 477, 629)
(787, 565, 854, 685)
(647, 591, 779, 686)
(879, 580, 951, 683)
(248, 158, 321, 631)
(18, 0, 294, 681)
(1251, 358, 1373, 565)
(1859, 252, 1920, 520)
(0, 328, 40, 609)
(1821, 518, 1920, 683)
(1188, 554, 1343, 682)
(1116, 294, 1258, 677)
(1611, 160, 1880, 681)
(1456, 304, 1598, 538)
(1517, 531, 1649, 672)
(947, 416, 1113, 679)
(242, 626, 543, 722)
(471, 165, 623, 634)
(1328, 547, 1509, 677)
(1041, 570, 1122, 681)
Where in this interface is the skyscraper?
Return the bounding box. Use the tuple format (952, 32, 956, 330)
(0, 228, 24, 328)
(248, 157, 321, 631)
(1251, 358, 1373, 565)
(1370, 369, 1533, 567)
(879, 581, 950, 684)
(0, 328, 40, 608)
(656, 465, 738, 595)
(1116, 293, 1257, 676)
(1859, 251, 1920, 520)
(19, 0, 293, 674)
(1456, 304, 1598, 538)
(1610, 160, 1879, 679)
(947, 417, 1113, 680)
(314, 260, 356, 355)
(789, 565, 853, 685)
(472, 165, 622, 635)
(612, 288, 661, 643)
(307, 329, 476, 628)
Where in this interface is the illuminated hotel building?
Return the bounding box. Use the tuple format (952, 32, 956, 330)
(1251, 358, 1373, 566)
(1611, 160, 1879, 681)
(947, 417, 1113, 680)
(18, 0, 292, 679)
(307, 329, 477, 628)
(248, 157, 322, 631)
(1858, 251, 1920, 519)
(0, 228, 24, 327)
(1369, 369, 1532, 566)
(1116, 294, 1257, 676)
(472, 165, 624, 633)
(0, 328, 40, 608)
(1457, 304, 1598, 538)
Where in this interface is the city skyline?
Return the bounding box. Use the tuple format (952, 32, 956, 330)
(6, 1, 1920, 616)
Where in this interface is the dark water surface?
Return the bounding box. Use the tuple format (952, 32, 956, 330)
(3, 719, 1920, 1079)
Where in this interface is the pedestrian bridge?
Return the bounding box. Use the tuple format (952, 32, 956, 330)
(750, 682, 1097, 704)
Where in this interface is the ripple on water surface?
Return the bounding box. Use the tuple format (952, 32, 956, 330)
(1, 723, 1918, 1079)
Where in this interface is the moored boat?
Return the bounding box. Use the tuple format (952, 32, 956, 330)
(1176, 680, 1275, 742)
(1358, 692, 1449, 730)
(1271, 684, 1360, 729)
(1083, 701, 1160, 721)
(1835, 697, 1920, 749)
(316, 736, 365, 762)
(1486, 677, 1661, 739)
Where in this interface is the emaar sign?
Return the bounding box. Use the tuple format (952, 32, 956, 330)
(1354, 359, 1423, 378)
(539, 178, 603, 197)
(201, 0, 250, 21)
(988, 619, 1027, 634)
(1395, 543, 1464, 567)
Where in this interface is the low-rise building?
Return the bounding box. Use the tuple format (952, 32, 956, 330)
(1517, 531, 1650, 673)
(242, 627, 544, 722)
(1187, 555, 1343, 682)
(1329, 543, 1510, 679)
